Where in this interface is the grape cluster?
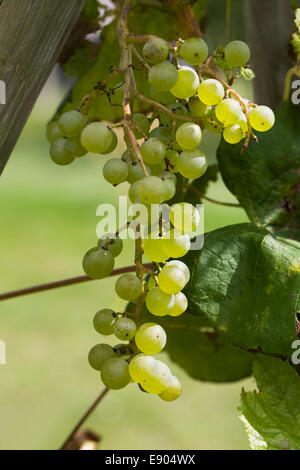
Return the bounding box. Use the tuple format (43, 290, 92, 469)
(46, 33, 275, 403)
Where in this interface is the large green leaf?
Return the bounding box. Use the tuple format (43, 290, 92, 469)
(240, 355, 300, 450)
(183, 223, 300, 357)
(217, 102, 300, 240)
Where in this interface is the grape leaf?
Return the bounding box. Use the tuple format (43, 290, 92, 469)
(183, 223, 300, 358)
(240, 355, 300, 450)
(217, 102, 300, 241)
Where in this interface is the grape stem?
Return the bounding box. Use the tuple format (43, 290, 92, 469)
(59, 388, 110, 450)
(0, 264, 153, 302)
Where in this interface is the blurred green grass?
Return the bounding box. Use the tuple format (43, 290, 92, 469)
(0, 75, 251, 450)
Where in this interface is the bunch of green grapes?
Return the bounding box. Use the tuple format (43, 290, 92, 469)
(46, 33, 275, 403)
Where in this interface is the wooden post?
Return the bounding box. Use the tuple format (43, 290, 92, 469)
(0, 0, 85, 176)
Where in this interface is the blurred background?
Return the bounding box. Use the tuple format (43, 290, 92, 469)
(0, 64, 255, 449)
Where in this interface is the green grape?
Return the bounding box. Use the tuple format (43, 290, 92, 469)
(163, 229, 190, 258)
(88, 344, 115, 371)
(143, 38, 169, 64)
(166, 260, 190, 283)
(148, 161, 166, 175)
(82, 247, 114, 279)
(80, 122, 113, 154)
(170, 66, 200, 99)
(143, 235, 169, 262)
(98, 234, 123, 257)
(160, 102, 188, 128)
(102, 130, 118, 154)
(127, 161, 146, 183)
(165, 149, 179, 173)
(93, 308, 115, 335)
(135, 323, 167, 355)
(133, 113, 150, 139)
(158, 264, 187, 294)
(146, 286, 175, 316)
(249, 105, 275, 132)
(115, 273, 142, 301)
(224, 40, 250, 68)
(215, 98, 242, 126)
(159, 375, 182, 401)
(113, 317, 137, 341)
(101, 358, 131, 389)
(223, 124, 244, 144)
(176, 122, 202, 150)
(188, 96, 212, 118)
(49, 138, 74, 166)
(140, 138, 166, 165)
(148, 62, 178, 91)
(142, 360, 172, 394)
(103, 158, 128, 185)
(163, 179, 176, 201)
(149, 126, 172, 145)
(128, 180, 142, 203)
(177, 149, 207, 179)
(150, 87, 174, 105)
(129, 354, 157, 382)
(237, 113, 248, 136)
(197, 79, 225, 105)
(170, 202, 200, 233)
(65, 136, 87, 158)
(46, 121, 62, 143)
(178, 37, 208, 65)
(137, 176, 167, 205)
(169, 292, 188, 317)
(58, 110, 86, 138)
(147, 277, 157, 291)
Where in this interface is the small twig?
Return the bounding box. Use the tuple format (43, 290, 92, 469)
(190, 185, 241, 207)
(0, 264, 153, 302)
(59, 388, 110, 451)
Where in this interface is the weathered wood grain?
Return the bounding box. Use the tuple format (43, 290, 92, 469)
(0, 0, 85, 175)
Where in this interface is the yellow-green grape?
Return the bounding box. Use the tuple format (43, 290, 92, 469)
(170, 203, 200, 233)
(128, 180, 142, 203)
(143, 235, 169, 262)
(127, 161, 146, 183)
(159, 102, 188, 128)
(65, 137, 87, 158)
(137, 176, 167, 205)
(158, 264, 188, 294)
(176, 122, 202, 150)
(147, 277, 157, 291)
(46, 121, 62, 143)
(80, 122, 113, 154)
(163, 229, 190, 258)
(165, 149, 179, 173)
(177, 149, 207, 179)
(129, 354, 157, 382)
(188, 96, 212, 118)
(93, 308, 115, 335)
(58, 110, 86, 138)
(148, 62, 178, 91)
(238, 113, 248, 136)
(163, 179, 176, 201)
(133, 113, 150, 139)
(159, 375, 182, 401)
(82, 247, 114, 279)
(88, 344, 115, 371)
(143, 38, 169, 64)
(140, 138, 166, 165)
(103, 158, 128, 185)
(142, 360, 172, 394)
(198, 79, 225, 105)
(102, 130, 118, 154)
(49, 138, 75, 165)
(98, 235, 123, 258)
(115, 273, 142, 301)
(215, 98, 242, 126)
(113, 317, 137, 341)
(166, 260, 190, 283)
(149, 126, 172, 145)
(224, 40, 250, 68)
(169, 292, 188, 317)
(170, 66, 200, 99)
(178, 37, 208, 65)
(146, 286, 175, 316)
(135, 323, 167, 355)
(249, 105, 275, 132)
(101, 358, 131, 389)
(223, 124, 244, 144)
